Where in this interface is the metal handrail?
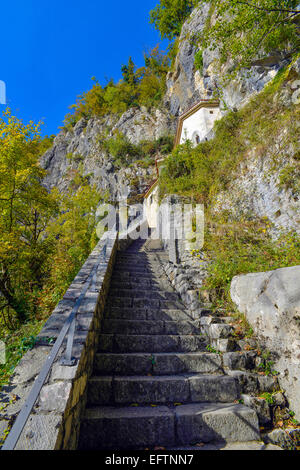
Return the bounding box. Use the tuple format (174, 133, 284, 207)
(1, 239, 109, 451)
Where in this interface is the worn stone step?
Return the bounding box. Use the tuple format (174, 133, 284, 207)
(98, 334, 208, 353)
(110, 277, 174, 291)
(112, 272, 156, 280)
(115, 259, 162, 267)
(110, 278, 173, 289)
(94, 352, 223, 376)
(113, 266, 157, 274)
(110, 279, 153, 289)
(102, 319, 165, 335)
(222, 352, 257, 371)
(227, 370, 279, 395)
(117, 254, 154, 260)
(109, 289, 179, 301)
(210, 338, 236, 353)
(175, 403, 260, 446)
(79, 405, 175, 450)
(108, 297, 185, 310)
(102, 319, 201, 335)
(105, 308, 192, 322)
(168, 441, 280, 451)
(87, 374, 239, 406)
(78, 403, 260, 450)
(114, 260, 152, 271)
(200, 316, 234, 325)
(200, 324, 234, 339)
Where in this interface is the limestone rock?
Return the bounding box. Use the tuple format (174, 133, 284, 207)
(263, 428, 296, 450)
(164, 4, 287, 116)
(40, 107, 175, 198)
(241, 395, 272, 426)
(231, 266, 300, 420)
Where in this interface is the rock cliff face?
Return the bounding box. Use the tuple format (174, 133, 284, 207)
(163, 5, 300, 234)
(231, 266, 300, 420)
(41, 4, 298, 232)
(164, 3, 288, 116)
(41, 107, 176, 200)
(213, 59, 300, 234)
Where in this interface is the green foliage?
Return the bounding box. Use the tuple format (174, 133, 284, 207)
(64, 47, 170, 128)
(206, 344, 222, 354)
(194, 49, 203, 73)
(0, 109, 59, 324)
(260, 392, 275, 404)
(0, 319, 43, 387)
(0, 110, 107, 388)
(203, 215, 300, 311)
(160, 71, 300, 312)
(160, 68, 299, 204)
(258, 358, 279, 376)
(197, 0, 300, 75)
(150, 0, 200, 40)
(100, 132, 174, 168)
(278, 164, 300, 196)
(102, 132, 140, 167)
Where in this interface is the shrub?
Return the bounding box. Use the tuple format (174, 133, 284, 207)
(194, 50, 203, 73)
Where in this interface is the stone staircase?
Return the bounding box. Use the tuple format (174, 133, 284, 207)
(78, 240, 267, 450)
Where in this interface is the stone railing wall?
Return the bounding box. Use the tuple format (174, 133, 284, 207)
(0, 232, 119, 450)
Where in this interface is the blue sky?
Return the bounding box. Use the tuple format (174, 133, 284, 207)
(0, 0, 167, 136)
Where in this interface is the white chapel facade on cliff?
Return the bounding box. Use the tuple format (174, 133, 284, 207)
(143, 100, 221, 229)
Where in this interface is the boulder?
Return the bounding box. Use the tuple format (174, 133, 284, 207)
(231, 266, 300, 420)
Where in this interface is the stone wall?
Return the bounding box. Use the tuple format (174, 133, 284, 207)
(0, 233, 119, 450)
(154, 195, 208, 317)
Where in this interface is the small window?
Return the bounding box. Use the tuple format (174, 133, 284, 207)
(210, 111, 214, 114)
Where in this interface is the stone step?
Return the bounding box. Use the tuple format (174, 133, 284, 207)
(107, 297, 184, 310)
(109, 289, 179, 301)
(200, 324, 234, 339)
(98, 334, 208, 353)
(110, 279, 153, 289)
(78, 403, 260, 450)
(87, 374, 239, 406)
(210, 338, 237, 353)
(112, 272, 156, 280)
(105, 308, 193, 322)
(168, 441, 280, 451)
(223, 352, 257, 371)
(115, 259, 162, 266)
(200, 316, 234, 325)
(227, 370, 279, 395)
(117, 253, 153, 259)
(113, 266, 157, 274)
(102, 319, 201, 335)
(94, 352, 223, 376)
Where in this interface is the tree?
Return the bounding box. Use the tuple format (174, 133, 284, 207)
(0, 109, 58, 323)
(199, 0, 300, 72)
(121, 57, 138, 85)
(150, 0, 200, 40)
(44, 172, 104, 307)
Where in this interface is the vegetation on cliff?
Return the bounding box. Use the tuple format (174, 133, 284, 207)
(159, 62, 300, 310)
(151, 0, 300, 74)
(64, 47, 170, 129)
